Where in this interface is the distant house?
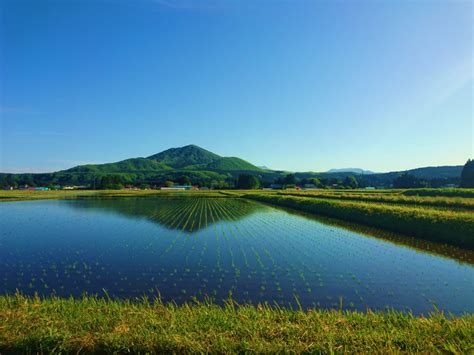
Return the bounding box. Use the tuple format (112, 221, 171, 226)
(175, 185, 193, 190)
(35, 187, 49, 191)
(364, 186, 376, 190)
(303, 184, 318, 190)
(124, 185, 139, 190)
(3, 186, 13, 190)
(160, 185, 193, 191)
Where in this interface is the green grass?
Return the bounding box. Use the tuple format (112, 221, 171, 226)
(279, 190, 474, 210)
(402, 188, 474, 198)
(244, 193, 474, 249)
(0, 189, 227, 202)
(0, 294, 472, 354)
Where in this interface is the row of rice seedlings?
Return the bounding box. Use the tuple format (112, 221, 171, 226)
(212, 200, 300, 300)
(264, 208, 463, 309)
(241, 210, 396, 308)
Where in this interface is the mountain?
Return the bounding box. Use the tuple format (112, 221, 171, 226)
(145, 145, 263, 172)
(147, 145, 221, 169)
(326, 168, 376, 175)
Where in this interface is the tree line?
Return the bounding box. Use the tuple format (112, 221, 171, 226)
(1, 160, 472, 190)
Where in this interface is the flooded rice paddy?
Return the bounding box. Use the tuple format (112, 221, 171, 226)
(1, 196, 473, 315)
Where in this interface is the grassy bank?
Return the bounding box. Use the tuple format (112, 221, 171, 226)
(279, 191, 474, 210)
(0, 295, 472, 354)
(0, 189, 227, 202)
(244, 193, 474, 249)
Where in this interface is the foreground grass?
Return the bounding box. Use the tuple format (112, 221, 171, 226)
(0, 295, 473, 354)
(245, 193, 474, 249)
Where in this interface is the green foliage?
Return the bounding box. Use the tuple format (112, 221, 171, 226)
(66, 158, 172, 173)
(236, 174, 260, 189)
(284, 174, 296, 185)
(343, 175, 359, 189)
(460, 159, 474, 188)
(206, 157, 264, 172)
(393, 174, 428, 188)
(0, 294, 472, 354)
(305, 177, 323, 187)
(176, 175, 192, 185)
(97, 175, 124, 189)
(147, 144, 221, 168)
(402, 188, 474, 198)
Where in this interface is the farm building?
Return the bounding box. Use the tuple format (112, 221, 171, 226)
(160, 185, 194, 191)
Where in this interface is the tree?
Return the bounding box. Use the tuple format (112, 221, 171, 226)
(176, 175, 191, 186)
(393, 174, 428, 188)
(343, 175, 359, 189)
(300, 177, 323, 188)
(309, 178, 322, 188)
(98, 175, 124, 189)
(460, 159, 474, 188)
(164, 180, 174, 187)
(284, 174, 296, 185)
(236, 174, 260, 189)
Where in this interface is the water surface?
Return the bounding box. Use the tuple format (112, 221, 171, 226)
(1, 197, 473, 315)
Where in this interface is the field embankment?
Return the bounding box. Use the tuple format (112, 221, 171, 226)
(0, 189, 228, 202)
(244, 193, 474, 249)
(278, 191, 474, 210)
(0, 295, 472, 354)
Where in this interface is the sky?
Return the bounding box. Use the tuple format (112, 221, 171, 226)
(0, 0, 472, 173)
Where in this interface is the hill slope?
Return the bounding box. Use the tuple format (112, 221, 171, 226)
(147, 145, 221, 169)
(205, 157, 264, 172)
(66, 158, 172, 173)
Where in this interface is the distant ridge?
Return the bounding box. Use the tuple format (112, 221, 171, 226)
(326, 168, 376, 175)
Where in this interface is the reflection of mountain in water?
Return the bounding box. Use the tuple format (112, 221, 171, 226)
(66, 197, 265, 233)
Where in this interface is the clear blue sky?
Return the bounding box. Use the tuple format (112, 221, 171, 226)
(1, 0, 472, 173)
